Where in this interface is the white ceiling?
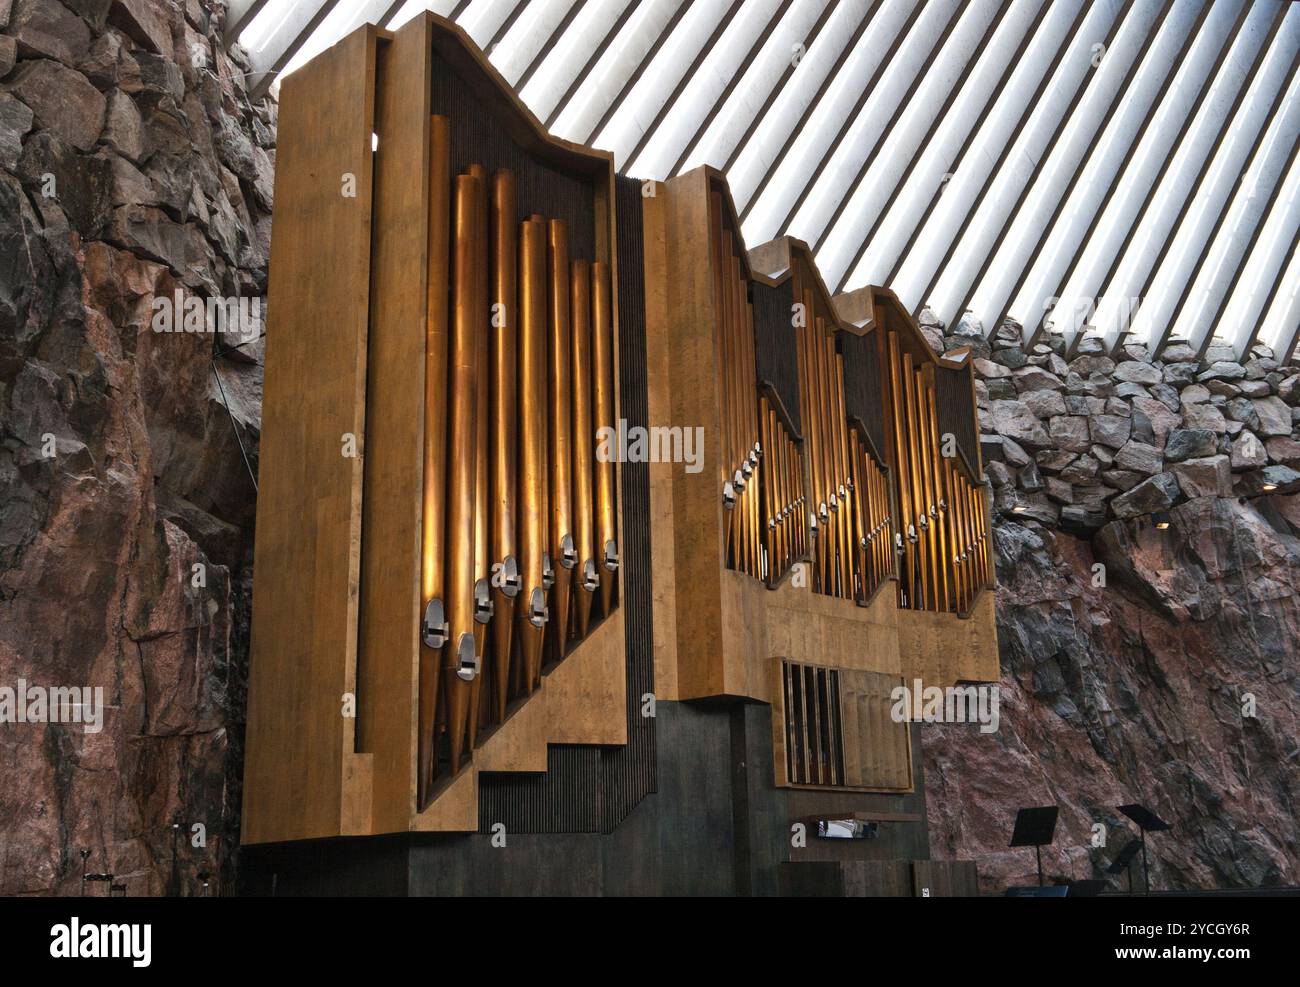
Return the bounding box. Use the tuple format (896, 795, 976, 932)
(226, 0, 1300, 361)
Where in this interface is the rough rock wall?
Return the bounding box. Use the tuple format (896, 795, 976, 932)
(922, 313, 1300, 892)
(0, 0, 269, 896)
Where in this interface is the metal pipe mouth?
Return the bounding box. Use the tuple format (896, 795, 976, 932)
(602, 539, 619, 571)
(454, 632, 478, 681)
(734, 469, 746, 492)
(907, 524, 918, 544)
(918, 515, 928, 532)
(542, 553, 555, 589)
(496, 555, 520, 598)
(741, 460, 753, 479)
(581, 559, 599, 592)
(818, 503, 829, 522)
(559, 533, 577, 569)
(527, 586, 548, 626)
(473, 578, 494, 623)
(722, 481, 736, 509)
(421, 599, 447, 650)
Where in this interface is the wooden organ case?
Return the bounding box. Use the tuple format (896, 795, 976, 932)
(643, 168, 999, 798)
(243, 15, 631, 844)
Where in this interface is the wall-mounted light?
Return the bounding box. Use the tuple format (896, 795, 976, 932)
(1262, 482, 1278, 492)
(1153, 511, 1171, 530)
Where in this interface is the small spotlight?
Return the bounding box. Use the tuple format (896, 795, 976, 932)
(1012, 505, 1026, 513)
(1153, 511, 1171, 530)
(1262, 483, 1278, 492)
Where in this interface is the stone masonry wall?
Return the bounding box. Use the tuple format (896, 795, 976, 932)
(921, 311, 1300, 892)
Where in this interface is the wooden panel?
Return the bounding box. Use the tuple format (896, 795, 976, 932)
(899, 589, 999, 687)
(912, 859, 981, 897)
(242, 25, 380, 845)
(642, 182, 680, 700)
(411, 608, 627, 831)
(838, 669, 911, 791)
(359, 14, 432, 836)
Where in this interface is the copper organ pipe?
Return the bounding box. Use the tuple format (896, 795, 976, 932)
(591, 260, 617, 616)
(923, 365, 950, 612)
(902, 354, 930, 609)
(417, 115, 451, 804)
(887, 333, 914, 608)
(443, 172, 481, 776)
(489, 170, 518, 723)
(547, 218, 574, 660)
(517, 215, 548, 693)
(466, 163, 491, 751)
(570, 258, 597, 637)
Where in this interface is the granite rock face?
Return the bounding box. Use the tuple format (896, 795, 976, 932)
(923, 318, 1300, 893)
(0, 0, 270, 897)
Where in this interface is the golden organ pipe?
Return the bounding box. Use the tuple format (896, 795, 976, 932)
(518, 215, 548, 693)
(547, 218, 574, 660)
(418, 115, 450, 802)
(571, 258, 596, 637)
(489, 170, 518, 722)
(592, 260, 617, 616)
(915, 365, 938, 612)
(468, 163, 490, 751)
(444, 172, 481, 775)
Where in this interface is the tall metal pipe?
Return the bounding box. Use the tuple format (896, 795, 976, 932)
(418, 114, 450, 804)
(467, 163, 491, 752)
(547, 219, 574, 660)
(591, 260, 617, 616)
(489, 170, 518, 722)
(570, 258, 596, 637)
(517, 215, 548, 692)
(444, 172, 481, 775)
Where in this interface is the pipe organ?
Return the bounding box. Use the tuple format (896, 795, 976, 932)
(644, 167, 1000, 783)
(244, 15, 628, 844)
(243, 14, 998, 852)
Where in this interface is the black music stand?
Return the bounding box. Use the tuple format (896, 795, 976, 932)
(1107, 838, 1144, 896)
(1009, 806, 1059, 887)
(1119, 803, 1170, 895)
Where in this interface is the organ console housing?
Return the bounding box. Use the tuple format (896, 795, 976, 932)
(240, 14, 998, 897)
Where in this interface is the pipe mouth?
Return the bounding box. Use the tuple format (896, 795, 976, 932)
(421, 599, 447, 649)
(527, 586, 547, 627)
(473, 579, 494, 623)
(559, 533, 577, 568)
(454, 632, 478, 681)
(602, 539, 619, 571)
(581, 559, 599, 592)
(542, 553, 555, 589)
(722, 482, 736, 509)
(496, 555, 521, 598)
